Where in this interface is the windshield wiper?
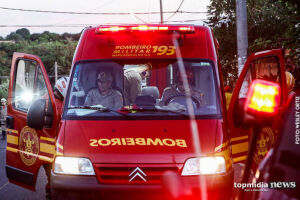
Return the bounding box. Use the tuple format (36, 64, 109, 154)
(69, 106, 189, 117)
(68, 106, 131, 117)
(121, 106, 189, 117)
(69, 105, 111, 111)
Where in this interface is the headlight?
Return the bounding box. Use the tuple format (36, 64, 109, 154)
(181, 156, 226, 175)
(54, 157, 95, 175)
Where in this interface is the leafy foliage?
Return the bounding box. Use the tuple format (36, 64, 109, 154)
(16, 28, 31, 40)
(0, 28, 79, 99)
(0, 28, 79, 77)
(206, 0, 300, 87)
(0, 79, 9, 99)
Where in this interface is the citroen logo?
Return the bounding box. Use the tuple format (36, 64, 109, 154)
(129, 167, 147, 182)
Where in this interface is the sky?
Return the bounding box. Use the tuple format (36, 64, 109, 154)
(0, 0, 210, 37)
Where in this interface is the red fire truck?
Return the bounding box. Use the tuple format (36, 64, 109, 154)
(4, 24, 291, 199)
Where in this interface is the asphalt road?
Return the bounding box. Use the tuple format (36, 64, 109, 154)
(0, 138, 47, 200)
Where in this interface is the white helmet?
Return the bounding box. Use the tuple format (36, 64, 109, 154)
(1, 98, 6, 103)
(55, 77, 69, 99)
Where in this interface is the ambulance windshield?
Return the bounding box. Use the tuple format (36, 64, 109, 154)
(65, 60, 221, 119)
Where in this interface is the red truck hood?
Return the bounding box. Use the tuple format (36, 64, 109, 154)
(63, 120, 220, 164)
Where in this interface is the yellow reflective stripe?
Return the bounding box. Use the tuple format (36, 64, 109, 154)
(6, 146, 18, 153)
(233, 155, 247, 163)
(232, 142, 248, 154)
(7, 135, 18, 145)
(18, 150, 38, 157)
(40, 143, 55, 155)
(39, 155, 54, 163)
(40, 136, 55, 142)
(6, 128, 18, 134)
(215, 147, 232, 170)
(56, 152, 63, 156)
(215, 147, 230, 159)
(231, 135, 248, 142)
(57, 144, 63, 150)
(215, 141, 229, 151)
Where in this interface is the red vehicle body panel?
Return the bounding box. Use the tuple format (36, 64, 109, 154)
(6, 53, 59, 190)
(228, 49, 290, 170)
(64, 25, 229, 158)
(6, 25, 233, 199)
(73, 26, 217, 61)
(62, 119, 222, 163)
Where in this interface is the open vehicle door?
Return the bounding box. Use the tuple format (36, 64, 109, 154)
(228, 49, 289, 170)
(6, 52, 59, 190)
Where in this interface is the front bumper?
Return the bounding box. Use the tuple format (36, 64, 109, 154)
(51, 169, 233, 200)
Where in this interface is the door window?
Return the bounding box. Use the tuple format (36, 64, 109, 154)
(238, 67, 253, 98)
(36, 67, 49, 100)
(238, 56, 280, 99)
(13, 60, 50, 112)
(14, 59, 36, 111)
(253, 57, 279, 82)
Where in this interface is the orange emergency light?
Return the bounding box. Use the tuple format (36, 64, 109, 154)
(95, 25, 195, 34)
(245, 79, 280, 117)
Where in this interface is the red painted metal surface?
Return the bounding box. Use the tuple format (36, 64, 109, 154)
(6, 53, 59, 190)
(227, 49, 289, 170)
(62, 119, 221, 163)
(6, 25, 232, 196)
(72, 26, 216, 65)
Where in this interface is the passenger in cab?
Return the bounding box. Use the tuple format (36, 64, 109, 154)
(1, 98, 7, 140)
(159, 68, 205, 107)
(224, 86, 232, 109)
(84, 71, 123, 109)
(124, 63, 151, 105)
(54, 76, 69, 116)
(286, 71, 295, 96)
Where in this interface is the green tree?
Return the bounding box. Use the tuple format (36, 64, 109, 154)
(16, 28, 31, 40)
(6, 32, 22, 42)
(0, 79, 9, 99)
(0, 50, 11, 76)
(207, 0, 300, 86)
(0, 30, 78, 79)
(206, 0, 237, 86)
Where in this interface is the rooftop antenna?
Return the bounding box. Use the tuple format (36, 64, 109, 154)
(159, 0, 163, 24)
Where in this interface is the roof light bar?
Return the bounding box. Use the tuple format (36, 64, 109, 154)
(179, 27, 191, 31)
(158, 26, 169, 30)
(245, 79, 280, 116)
(97, 26, 126, 32)
(95, 25, 194, 34)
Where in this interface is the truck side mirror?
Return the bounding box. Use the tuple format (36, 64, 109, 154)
(244, 80, 280, 125)
(27, 99, 49, 129)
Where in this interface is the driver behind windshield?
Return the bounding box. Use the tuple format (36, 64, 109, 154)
(159, 68, 205, 107)
(84, 71, 123, 110)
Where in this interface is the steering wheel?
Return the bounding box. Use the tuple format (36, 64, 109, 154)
(164, 94, 201, 108)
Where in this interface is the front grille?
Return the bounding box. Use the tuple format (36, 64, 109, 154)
(94, 164, 180, 185)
